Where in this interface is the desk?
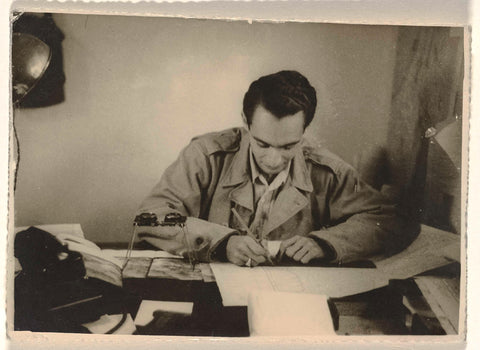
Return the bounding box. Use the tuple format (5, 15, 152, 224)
(13, 225, 460, 336)
(120, 261, 460, 336)
(14, 254, 459, 335)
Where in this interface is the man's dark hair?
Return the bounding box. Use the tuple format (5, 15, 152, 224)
(242, 70, 317, 128)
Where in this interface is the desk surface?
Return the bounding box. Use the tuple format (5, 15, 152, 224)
(121, 262, 460, 336)
(100, 239, 461, 336)
(14, 256, 460, 336)
(13, 225, 461, 335)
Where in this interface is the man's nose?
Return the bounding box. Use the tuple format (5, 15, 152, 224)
(265, 147, 284, 166)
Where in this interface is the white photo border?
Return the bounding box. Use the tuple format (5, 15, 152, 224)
(2, 1, 477, 350)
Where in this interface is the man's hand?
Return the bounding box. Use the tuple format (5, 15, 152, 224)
(226, 236, 269, 267)
(279, 235, 325, 264)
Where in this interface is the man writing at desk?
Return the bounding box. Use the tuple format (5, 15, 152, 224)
(136, 70, 411, 267)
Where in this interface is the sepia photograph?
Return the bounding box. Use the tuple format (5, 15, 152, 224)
(7, 6, 468, 347)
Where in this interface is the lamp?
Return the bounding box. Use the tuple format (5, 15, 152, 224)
(12, 32, 52, 105)
(11, 30, 53, 191)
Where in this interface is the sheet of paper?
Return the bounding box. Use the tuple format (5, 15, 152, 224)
(121, 257, 216, 281)
(440, 243, 461, 263)
(134, 300, 193, 327)
(198, 263, 216, 282)
(248, 291, 336, 336)
(375, 224, 460, 279)
(82, 253, 123, 287)
(15, 223, 85, 237)
(148, 258, 203, 280)
(210, 224, 460, 307)
(210, 263, 388, 306)
(122, 257, 152, 278)
(266, 240, 282, 258)
(56, 234, 127, 266)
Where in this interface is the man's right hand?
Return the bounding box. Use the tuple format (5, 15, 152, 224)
(226, 235, 269, 267)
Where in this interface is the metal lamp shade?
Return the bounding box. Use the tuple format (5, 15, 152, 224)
(12, 32, 52, 105)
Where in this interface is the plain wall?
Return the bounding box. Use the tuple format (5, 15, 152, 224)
(13, 14, 398, 243)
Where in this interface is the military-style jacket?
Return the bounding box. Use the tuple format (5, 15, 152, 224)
(139, 128, 411, 264)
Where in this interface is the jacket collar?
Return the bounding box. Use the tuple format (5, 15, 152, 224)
(290, 142, 314, 193)
(221, 128, 313, 193)
(221, 128, 251, 187)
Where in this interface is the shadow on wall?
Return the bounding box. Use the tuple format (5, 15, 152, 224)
(357, 26, 464, 234)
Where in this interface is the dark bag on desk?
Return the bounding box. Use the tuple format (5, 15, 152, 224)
(14, 226, 138, 333)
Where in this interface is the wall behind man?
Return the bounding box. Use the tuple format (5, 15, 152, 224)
(13, 15, 398, 243)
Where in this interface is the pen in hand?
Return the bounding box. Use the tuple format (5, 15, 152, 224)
(230, 208, 274, 266)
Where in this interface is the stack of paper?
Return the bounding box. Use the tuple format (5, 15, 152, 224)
(248, 291, 336, 336)
(414, 276, 459, 334)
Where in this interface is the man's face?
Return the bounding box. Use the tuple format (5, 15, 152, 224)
(248, 104, 305, 177)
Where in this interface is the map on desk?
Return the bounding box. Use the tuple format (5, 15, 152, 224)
(148, 258, 204, 280)
(210, 224, 461, 306)
(210, 264, 388, 306)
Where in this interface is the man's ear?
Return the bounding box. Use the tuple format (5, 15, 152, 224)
(241, 112, 249, 129)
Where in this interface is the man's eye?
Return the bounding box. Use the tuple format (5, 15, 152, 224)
(282, 144, 298, 150)
(257, 142, 269, 148)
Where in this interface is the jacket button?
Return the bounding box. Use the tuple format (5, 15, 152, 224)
(195, 237, 204, 246)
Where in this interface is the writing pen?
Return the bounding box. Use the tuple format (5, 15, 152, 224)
(230, 208, 273, 266)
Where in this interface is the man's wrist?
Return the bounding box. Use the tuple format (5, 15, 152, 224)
(210, 231, 239, 262)
(309, 235, 337, 262)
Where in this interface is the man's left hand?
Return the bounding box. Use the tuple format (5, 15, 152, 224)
(279, 235, 325, 264)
